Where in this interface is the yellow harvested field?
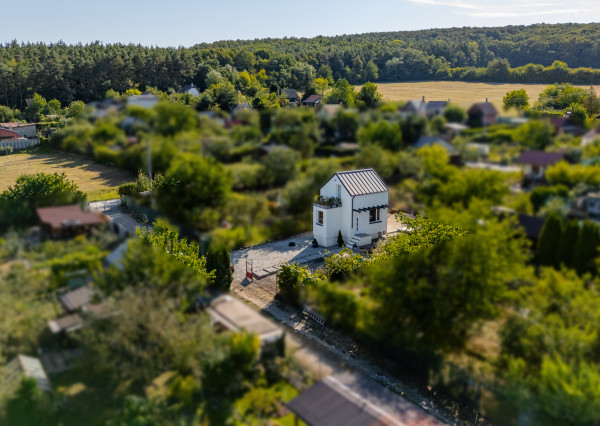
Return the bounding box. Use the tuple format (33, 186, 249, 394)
(367, 81, 590, 111)
(0, 151, 134, 201)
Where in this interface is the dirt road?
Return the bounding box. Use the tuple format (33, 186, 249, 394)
(231, 271, 466, 425)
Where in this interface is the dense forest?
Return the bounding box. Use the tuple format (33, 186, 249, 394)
(4, 23, 600, 109)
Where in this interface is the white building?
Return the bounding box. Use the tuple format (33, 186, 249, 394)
(179, 83, 200, 96)
(0, 122, 37, 138)
(128, 94, 159, 109)
(313, 169, 388, 248)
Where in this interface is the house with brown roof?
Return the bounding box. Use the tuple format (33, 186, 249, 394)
(1, 122, 37, 138)
(313, 169, 388, 247)
(0, 128, 20, 141)
(36, 205, 109, 239)
(467, 101, 498, 127)
(550, 116, 584, 136)
(303, 94, 323, 107)
(517, 150, 564, 181)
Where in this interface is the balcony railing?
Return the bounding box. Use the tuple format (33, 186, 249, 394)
(313, 195, 342, 209)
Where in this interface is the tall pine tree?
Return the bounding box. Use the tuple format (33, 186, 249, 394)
(537, 212, 563, 267)
(206, 248, 233, 291)
(573, 221, 600, 276)
(556, 219, 580, 268)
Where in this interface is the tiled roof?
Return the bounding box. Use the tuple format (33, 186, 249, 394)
(0, 128, 20, 139)
(36, 205, 108, 230)
(517, 150, 564, 166)
(304, 94, 323, 103)
(335, 169, 388, 196)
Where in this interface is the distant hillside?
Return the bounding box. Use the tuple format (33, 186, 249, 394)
(201, 23, 600, 69)
(2, 23, 600, 108)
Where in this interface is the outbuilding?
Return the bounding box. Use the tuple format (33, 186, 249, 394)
(37, 204, 109, 239)
(286, 372, 443, 426)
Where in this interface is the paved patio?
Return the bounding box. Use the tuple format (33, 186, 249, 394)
(89, 199, 152, 236)
(231, 214, 409, 282)
(231, 233, 343, 282)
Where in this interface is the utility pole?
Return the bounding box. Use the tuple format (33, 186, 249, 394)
(146, 137, 152, 190)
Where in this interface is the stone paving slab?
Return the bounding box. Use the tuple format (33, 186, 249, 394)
(231, 233, 343, 282)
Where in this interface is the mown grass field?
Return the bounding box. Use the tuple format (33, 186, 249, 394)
(368, 81, 590, 112)
(0, 149, 133, 201)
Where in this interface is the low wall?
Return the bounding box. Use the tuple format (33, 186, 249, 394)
(0, 138, 40, 149)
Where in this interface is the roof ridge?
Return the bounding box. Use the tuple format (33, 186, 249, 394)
(336, 168, 374, 174)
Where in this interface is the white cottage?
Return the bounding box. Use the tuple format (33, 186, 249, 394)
(313, 169, 388, 248)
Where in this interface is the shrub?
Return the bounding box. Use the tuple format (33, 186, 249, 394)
(277, 263, 318, 305)
(337, 230, 344, 247)
(118, 182, 139, 196)
(0, 146, 13, 155)
(324, 248, 365, 281)
(530, 185, 569, 212)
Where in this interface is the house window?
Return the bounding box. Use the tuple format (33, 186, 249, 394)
(337, 184, 342, 199)
(317, 210, 324, 226)
(369, 208, 381, 223)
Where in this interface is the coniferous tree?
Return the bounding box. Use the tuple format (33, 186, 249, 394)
(206, 248, 233, 291)
(573, 221, 600, 276)
(537, 212, 563, 267)
(556, 219, 579, 268)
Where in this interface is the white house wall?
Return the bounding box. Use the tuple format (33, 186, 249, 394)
(313, 205, 343, 247)
(354, 192, 388, 239)
(315, 174, 388, 247)
(319, 175, 353, 245)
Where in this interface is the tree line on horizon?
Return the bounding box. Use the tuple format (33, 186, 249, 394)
(4, 23, 600, 109)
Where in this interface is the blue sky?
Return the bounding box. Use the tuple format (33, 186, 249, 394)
(2, 0, 600, 47)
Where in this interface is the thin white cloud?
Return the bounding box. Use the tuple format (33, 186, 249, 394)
(407, 0, 599, 18)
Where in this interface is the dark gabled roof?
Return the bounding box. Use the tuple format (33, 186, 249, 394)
(401, 100, 425, 112)
(286, 373, 443, 426)
(282, 88, 300, 99)
(517, 214, 545, 241)
(178, 83, 199, 94)
(468, 102, 498, 115)
(88, 99, 124, 110)
(549, 116, 581, 128)
(334, 169, 388, 196)
(231, 102, 253, 113)
(517, 150, 564, 166)
(425, 100, 448, 110)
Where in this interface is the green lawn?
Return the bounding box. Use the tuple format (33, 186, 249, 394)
(0, 147, 133, 202)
